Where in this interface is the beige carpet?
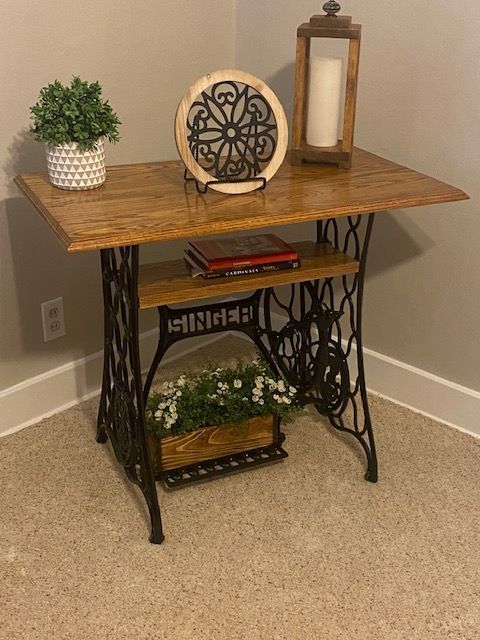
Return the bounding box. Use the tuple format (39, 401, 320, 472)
(1, 336, 479, 640)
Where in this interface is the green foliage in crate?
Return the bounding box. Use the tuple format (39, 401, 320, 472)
(146, 357, 300, 438)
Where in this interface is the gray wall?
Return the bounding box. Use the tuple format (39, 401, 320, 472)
(1, 0, 478, 401)
(1, 0, 235, 390)
(236, 0, 479, 391)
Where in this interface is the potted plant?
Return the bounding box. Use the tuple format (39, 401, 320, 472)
(146, 357, 299, 475)
(30, 76, 120, 190)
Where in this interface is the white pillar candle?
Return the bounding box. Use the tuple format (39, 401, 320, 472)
(306, 56, 343, 148)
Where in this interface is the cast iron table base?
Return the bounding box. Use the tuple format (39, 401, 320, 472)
(96, 214, 378, 544)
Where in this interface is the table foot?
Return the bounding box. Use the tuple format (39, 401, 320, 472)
(96, 424, 108, 444)
(365, 465, 378, 483)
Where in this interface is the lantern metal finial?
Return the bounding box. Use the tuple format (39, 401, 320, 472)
(323, 1, 341, 16)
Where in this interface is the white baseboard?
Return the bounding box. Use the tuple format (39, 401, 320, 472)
(0, 330, 224, 438)
(361, 345, 480, 439)
(244, 312, 480, 439)
(2, 318, 479, 441)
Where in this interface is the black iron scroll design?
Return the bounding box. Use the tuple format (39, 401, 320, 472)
(314, 214, 378, 481)
(259, 215, 378, 482)
(97, 246, 164, 543)
(187, 81, 278, 181)
(262, 283, 342, 404)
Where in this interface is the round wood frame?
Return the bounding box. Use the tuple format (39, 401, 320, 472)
(175, 69, 288, 195)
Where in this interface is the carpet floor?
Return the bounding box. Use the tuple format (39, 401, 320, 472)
(1, 336, 479, 640)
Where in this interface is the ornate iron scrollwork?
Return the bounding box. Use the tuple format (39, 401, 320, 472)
(314, 214, 378, 481)
(110, 382, 136, 467)
(187, 81, 278, 180)
(267, 302, 342, 403)
(97, 246, 164, 543)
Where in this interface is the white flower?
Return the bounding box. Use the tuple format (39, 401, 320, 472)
(242, 397, 249, 402)
(289, 386, 297, 395)
(159, 402, 167, 410)
(233, 379, 242, 389)
(177, 376, 187, 388)
(217, 381, 223, 388)
(252, 396, 258, 403)
(252, 388, 263, 397)
(277, 380, 286, 392)
(283, 398, 292, 404)
(273, 394, 279, 401)
(176, 390, 182, 397)
(154, 410, 162, 419)
(258, 398, 264, 405)
(169, 404, 177, 414)
(255, 377, 264, 389)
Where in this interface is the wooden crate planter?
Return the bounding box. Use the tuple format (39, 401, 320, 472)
(148, 415, 285, 486)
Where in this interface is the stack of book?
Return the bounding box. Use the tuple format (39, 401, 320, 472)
(184, 234, 301, 280)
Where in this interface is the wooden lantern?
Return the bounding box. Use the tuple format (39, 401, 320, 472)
(291, 1, 361, 169)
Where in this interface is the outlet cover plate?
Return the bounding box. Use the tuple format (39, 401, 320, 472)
(41, 297, 66, 342)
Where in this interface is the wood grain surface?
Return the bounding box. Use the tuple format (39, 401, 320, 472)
(138, 240, 358, 308)
(149, 415, 276, 473)
(292, 36, 310, 150)
(14, 148, 469, 253)
(341, 36, 361, 166)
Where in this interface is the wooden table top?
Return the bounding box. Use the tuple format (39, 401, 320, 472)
(14, 148, 468, 253)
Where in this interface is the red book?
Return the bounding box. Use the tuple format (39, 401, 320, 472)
(184, 250, 301, 279)
(188, 234, 298, 270)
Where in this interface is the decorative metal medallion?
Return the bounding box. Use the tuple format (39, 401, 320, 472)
(175, 70, 288, 194)
(188, 81, 277, 181)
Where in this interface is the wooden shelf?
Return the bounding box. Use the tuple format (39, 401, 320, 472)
(138, 241, 359, 308)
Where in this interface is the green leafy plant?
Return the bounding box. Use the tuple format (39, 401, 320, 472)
(146, 357, 301, 438)
(30, 76, 120, 151)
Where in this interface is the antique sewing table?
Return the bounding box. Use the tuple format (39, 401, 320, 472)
(15, 149, 467, 544)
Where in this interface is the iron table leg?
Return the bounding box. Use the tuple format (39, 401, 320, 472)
(316, 214, 378, 482)
(260, 214, 378, 482)
(97, 245, 164, 544)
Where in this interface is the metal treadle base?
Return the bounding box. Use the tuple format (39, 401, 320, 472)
(159, 437, 288, 489)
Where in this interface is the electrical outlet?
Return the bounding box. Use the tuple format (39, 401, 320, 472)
(41, 297, 66, 342)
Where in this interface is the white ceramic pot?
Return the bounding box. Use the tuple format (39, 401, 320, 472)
(46, 140, 106, 190)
